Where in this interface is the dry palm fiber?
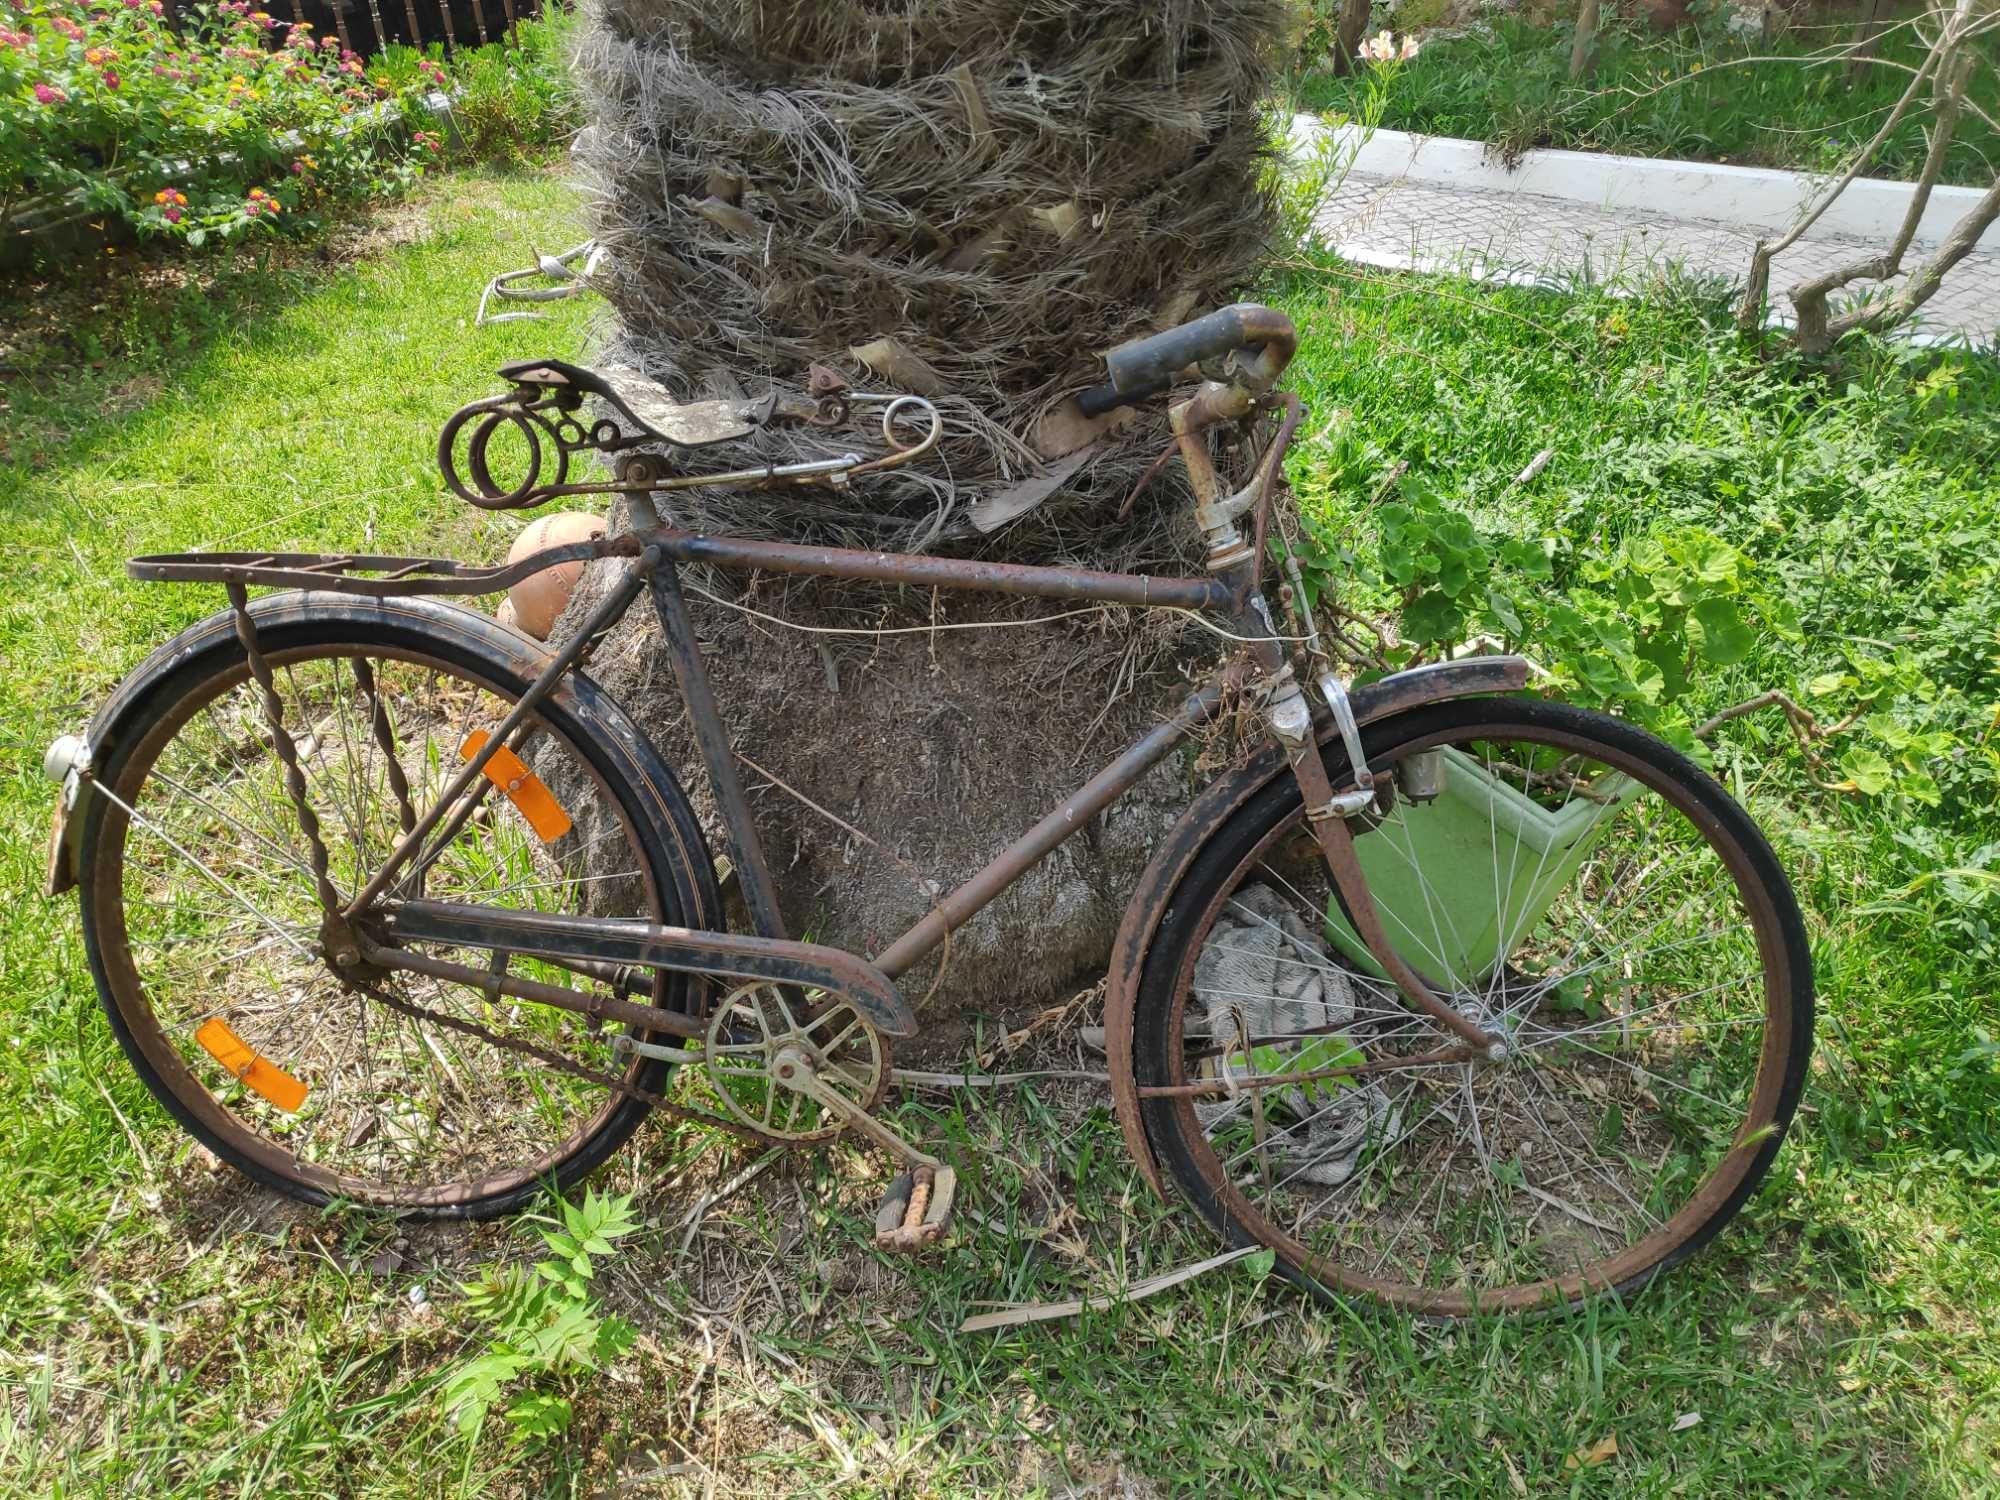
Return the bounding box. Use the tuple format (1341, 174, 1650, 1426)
(570, 0, 1285, 557)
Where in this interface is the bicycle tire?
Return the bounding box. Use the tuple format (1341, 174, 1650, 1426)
(75, 591, 720, 1218)
(1134, 696, 1813, 1315)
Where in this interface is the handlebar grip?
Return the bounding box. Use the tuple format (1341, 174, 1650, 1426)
(1075, 303, 1299, 416)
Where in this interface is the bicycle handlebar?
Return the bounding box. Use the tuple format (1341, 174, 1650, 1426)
(1076, 303, 1298, 417)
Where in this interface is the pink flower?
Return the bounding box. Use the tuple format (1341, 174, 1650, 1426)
(0, 27, 26, 47)
(1357, 29, 1422, 64)
(164, 204, 182, 223)
(102, 67, 119, 87)
(33, 82, 67, 104)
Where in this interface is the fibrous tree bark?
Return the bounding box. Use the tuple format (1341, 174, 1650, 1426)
(561, 0, 1287, 1024)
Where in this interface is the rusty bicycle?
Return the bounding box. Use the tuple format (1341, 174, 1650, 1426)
(43, 305, 1812, 1316)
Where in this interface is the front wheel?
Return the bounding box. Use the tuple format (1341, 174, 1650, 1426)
(1133, 697, 1813, 1316)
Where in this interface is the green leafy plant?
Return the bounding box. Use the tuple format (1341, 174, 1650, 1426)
(2, 1, 579, 251)
(1, 0, 443, 244)
(1281, 460, 1984, 808)
(1291, 476, 1791, 734)
(440, 1187, 640, 1446)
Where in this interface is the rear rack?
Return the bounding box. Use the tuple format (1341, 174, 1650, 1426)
(126, 536, 643, 597)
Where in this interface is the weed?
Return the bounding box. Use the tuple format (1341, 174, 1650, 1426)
(441, 1187, 640, 1445)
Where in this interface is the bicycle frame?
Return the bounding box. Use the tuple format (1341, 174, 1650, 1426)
(335, 509, 1275, 1043)
(111, 371, 1520, 1062)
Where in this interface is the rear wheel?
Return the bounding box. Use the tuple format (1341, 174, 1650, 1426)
(77, 594, 717, 1217)
(1134, 698, 1812, 1315)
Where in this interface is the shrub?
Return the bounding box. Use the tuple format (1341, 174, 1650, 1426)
(1, 0, 438, 245)
(438, 6, 580, 162)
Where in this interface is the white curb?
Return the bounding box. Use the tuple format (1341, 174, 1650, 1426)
(1291, 116, 1996, 250)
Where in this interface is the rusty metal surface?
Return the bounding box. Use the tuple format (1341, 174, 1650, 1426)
(127, 537, 644, 597)
(1246, 393, 1304, 598)
(127, 530, 1232, 616)
(358, 933, 707, 1041)
(1287, 743, 1500, 1052)
(1102, 654, 1533, 1199)
(870, 676, 1232, 981)
(872, 1164, 955, 1253)
(382, 898, 919, 1037)
(647, 552, 793, 946)
(657, 529, 1232, 611)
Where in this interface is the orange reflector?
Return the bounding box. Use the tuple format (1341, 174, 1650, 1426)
(459, 730, 572, 842)
(195, 1018, 308, 1112)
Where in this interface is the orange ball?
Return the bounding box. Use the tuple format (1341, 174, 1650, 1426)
(505, 511, 605, 639)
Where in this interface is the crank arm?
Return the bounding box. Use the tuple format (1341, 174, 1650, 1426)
(771, 1052, 941, 1171)
(767, 1053, 959, 1253)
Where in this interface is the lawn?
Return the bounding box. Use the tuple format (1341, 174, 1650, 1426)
(2, 165, 1998, 1495)
(1292, 9, 2000, 185)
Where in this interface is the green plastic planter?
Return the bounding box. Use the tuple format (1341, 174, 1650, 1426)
(1325, 747, 1641, 989)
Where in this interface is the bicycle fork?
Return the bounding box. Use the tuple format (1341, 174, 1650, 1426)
(1173, 391, 1505, 1062)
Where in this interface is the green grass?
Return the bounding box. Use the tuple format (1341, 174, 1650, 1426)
(3, 167, 1999, 1494)
(1292, 9, 2000, 185)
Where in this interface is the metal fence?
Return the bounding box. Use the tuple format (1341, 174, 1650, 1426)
(162, 0, 540, 56)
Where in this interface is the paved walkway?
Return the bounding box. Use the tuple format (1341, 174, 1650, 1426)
(1318, 172, 2000, 347)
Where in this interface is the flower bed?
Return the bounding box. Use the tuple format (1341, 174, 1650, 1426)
(2, 0, 447, 249)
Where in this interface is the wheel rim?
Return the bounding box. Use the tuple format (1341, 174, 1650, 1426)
(1155, 718, 1800, 1315)
(90, 644, 670, 1208)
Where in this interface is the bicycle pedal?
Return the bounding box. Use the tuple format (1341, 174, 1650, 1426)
(871, 1164, 956, 1255)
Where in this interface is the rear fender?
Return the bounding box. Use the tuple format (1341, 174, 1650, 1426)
(1105, 657, 1531, 1198)
(46, 593, 615, 902)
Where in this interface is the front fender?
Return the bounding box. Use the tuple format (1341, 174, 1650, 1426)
(1105, 656, 1531, 1199)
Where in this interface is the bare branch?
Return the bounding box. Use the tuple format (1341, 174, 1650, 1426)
(1818, 168, 2000, 347)
(1788, 46, 1976, 351)
(1695, 689, 1823, 741)
(1735, 37, 1941, 329)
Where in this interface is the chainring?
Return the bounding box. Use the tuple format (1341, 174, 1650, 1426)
(695, 983, 891, 1144)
